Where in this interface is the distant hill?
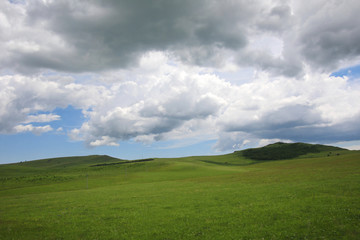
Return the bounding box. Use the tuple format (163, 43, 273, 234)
(240, 142, 347, 161)
(1, 142, 348, 168)
(19, 155, 125, 169)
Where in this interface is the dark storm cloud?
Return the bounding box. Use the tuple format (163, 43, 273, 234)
(18, 0, 256, 72)
(256, 4, 293, 33)
(224, 104, 360, 144)
(257, 115, 360, 143)
(225, 105, 323, 133)
(237, 50, 304, 77)
(295, 0, 360, 71)
(4, 0, 359, 75)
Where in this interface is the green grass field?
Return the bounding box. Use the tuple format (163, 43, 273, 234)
(0, 144, 359, 239)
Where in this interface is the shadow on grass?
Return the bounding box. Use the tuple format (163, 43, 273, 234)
(90, 158, 154, 167)
(200, 160, 261, 167)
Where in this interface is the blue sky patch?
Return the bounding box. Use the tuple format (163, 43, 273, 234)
(330, 64, 360, 79)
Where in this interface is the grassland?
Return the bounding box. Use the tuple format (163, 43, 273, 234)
(0, 144, 359, 239)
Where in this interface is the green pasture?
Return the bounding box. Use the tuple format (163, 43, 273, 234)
(0, 146, 359, 239)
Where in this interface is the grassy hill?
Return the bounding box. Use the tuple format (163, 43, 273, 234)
(0, 143, 359, 239)
(241, 142, 346, 160)
(19, 155, 124, 168)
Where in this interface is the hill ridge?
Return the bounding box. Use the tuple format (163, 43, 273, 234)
(1, 142, 349, 167)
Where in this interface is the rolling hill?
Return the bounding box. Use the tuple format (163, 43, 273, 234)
(0, 142, 358, 239)
(240, 142, 346, 160)
(2, 142, 348, 169)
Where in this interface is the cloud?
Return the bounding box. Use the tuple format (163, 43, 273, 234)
(23, 113, 61, 124)
(2, 0, 253, 72)
(0, 74, 109, 134)
(292, 0, 360, 71)
(337, 141, 360, 150)
(14, 124, 53, 135)
(63, 52, 360, 149)
(88, 136, 120, 147)
(224, 104, 324, 133)
(4, 0, 357, 76)
(256, 4, 293, 33)
(1, 0, 360, 153)
(240, 114, 360, 145)
(213, 131, 292, 152)
(2, 48, 360, 150)
(214, 71, 360, 150)
(70, 55, 229, 146)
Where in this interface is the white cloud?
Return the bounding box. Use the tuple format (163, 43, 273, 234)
(70, 54, 230, 147)
(213, 131, 292, 152)
(0, 0, 360, 153)
(213, 71, 360, 149)
(0, 74, 110, 134)
(14, 124, 53, 135)
(347, 145, 360, 150)
(331, 140, 360, 151)
(23, 113, 60, 123)
(64, 53, 360, 149)
(89, 136, 120, 147)
(1, 49, 360, 150)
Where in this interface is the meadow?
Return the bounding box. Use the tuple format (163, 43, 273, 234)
(0, 144, 359, 239)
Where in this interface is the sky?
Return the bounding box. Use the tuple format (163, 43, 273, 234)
(1, 0, 360, 164)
